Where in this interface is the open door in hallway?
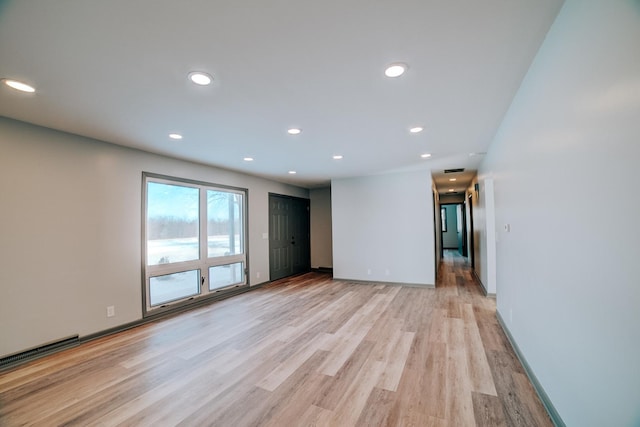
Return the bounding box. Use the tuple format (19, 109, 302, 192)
(269, 194, 310, 280)
(442, 202, 469, 258)
(467, 193, 475, 269)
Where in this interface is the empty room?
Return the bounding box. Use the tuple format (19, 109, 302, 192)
(1, 1, 639, 426)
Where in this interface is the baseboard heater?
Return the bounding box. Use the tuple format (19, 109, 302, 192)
(0, 334, 79, 369)
(311, 267, 333, 274)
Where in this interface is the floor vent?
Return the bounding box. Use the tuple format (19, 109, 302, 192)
(0, 335, 79, 369)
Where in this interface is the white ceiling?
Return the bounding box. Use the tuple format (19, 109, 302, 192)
(0, 0, 563, 191)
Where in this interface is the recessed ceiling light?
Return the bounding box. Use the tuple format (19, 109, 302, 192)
(420, 153, 432, 158)
(188, 71, 213, 86)
(3, 79, 35, 93)
(288, 170, 297, 174)
(409, 127, 423, 133)
(384, 63, 408, 78)
(449, 189, 455, 192)
(449, 178, 457, 182)
(333, 155, 343, 160)
(243, 157, 254, 162)
(169, 133, 183, 140)
(287, 128, 302, 135)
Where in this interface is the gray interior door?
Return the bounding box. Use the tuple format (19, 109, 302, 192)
(269, 194, 310, 280)
(290, 197, 310, 274)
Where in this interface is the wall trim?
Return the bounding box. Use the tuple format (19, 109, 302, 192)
(333, 277, 435, 288)
(496, 311, 566, 427)
(473, 270, 495, 298)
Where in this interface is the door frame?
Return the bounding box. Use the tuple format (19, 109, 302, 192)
(467, 193, 475, 269)
(268, 193, 311, 280)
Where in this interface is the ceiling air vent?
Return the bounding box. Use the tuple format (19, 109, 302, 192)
(444, 168, 464, 174)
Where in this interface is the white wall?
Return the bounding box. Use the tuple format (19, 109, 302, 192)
(332, 170, 435, 285)
(0, 117, 308, 358)
(475, 176, 497, 295)
(471, 173, 498, 296)
(479, 1, 640, 425)
(309, 187, 332, 269)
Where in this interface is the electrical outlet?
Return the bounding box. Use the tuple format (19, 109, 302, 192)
(367, 269, 371, 275)
(107, 306, 115, 318)
(256, 271, 261, 279)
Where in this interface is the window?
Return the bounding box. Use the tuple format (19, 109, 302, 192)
(143, 174, 247, 314)
(209, 262, 244, 290)
(207, 190, 243, 258)
(149, 270, 200, 306)
(147, 182, 199, 266)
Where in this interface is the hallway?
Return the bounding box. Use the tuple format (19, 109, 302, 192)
(435, 250, 552, 426)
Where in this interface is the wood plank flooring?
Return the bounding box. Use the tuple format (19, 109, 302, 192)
(0, 251, 552, 426)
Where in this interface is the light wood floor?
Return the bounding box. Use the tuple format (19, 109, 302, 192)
(0, 251, 552, 426)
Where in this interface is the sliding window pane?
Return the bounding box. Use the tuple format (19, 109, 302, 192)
(147, 182, 200, 266)
(209, 262, 244, 290)
(207, 191, 243, 258)
(149, 270, 200, 306)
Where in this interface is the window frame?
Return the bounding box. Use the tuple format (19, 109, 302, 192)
(142, 172, 249, 316)
(441, 207, 447, 232)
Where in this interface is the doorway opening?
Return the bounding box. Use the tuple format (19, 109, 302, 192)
(467, 193, 475, 269)
(440, 203, 467, 257)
